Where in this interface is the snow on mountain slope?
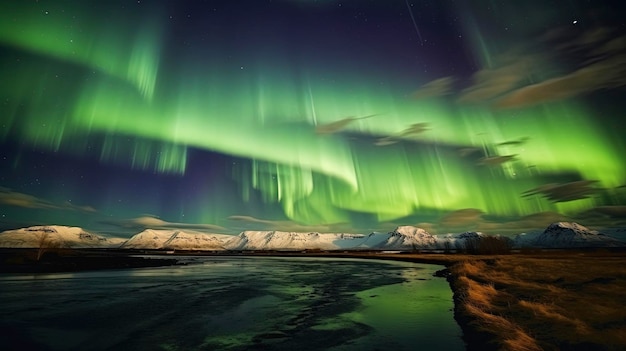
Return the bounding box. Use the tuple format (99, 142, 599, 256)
(223, 231, 367, 251)
(332, 233, 369, 249)
(163, 231, 232, 250)
(511, 231, 543, 248)
(0, 226, 125, 248)
(119, 229, 173, 249)
(375, 226, 438, 250)
(355, 232, 391, 248)
(221, 226, 495, 252)
(529, 222, 624, 248)
(120, 229, 232, 250)
(437, 231, 486, 250)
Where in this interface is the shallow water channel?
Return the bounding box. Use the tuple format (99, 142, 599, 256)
(0, 256, 464, 350)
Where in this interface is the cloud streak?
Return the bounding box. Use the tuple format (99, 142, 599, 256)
(458, 59, 534, 104)
(0, 187, 96, 212)
(438, 208, 484, 230)
(411, 77, 455, 99)
(523, 180, 600, 203)
(103, 215, 226, 232)
(495, 54, 626, 108)
(315, 115, 378, 134)
(421, 24, 626, 109)
(494, 26, 626, 109)
(227, 215, 351, 233)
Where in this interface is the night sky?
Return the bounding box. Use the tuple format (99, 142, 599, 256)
(1, 0, 625, 237)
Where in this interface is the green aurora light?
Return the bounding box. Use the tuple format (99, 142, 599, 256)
(0, 1, 624, 234)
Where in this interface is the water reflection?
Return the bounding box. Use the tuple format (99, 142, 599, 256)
(0, 257, 463, 350)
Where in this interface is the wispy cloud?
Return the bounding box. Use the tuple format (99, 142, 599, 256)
(438, 208, 484, 230)
(574, 206, 626, 228)
(62, 201, 97, 213)
(103, 215, 226, 232)
(523, 180, 600, 203)
(315, 115, 378, 134)
(0, 187, 96, 212)
(493, 26, 626, 108)
(495, 54, 626, 108)
(476, 155, 517, 167)
(411, 77, 455, 99)
(458, 59, 534, 104)
(374, 122, 430, 146)
(436, 210, 573, 235)
(577, 206, 626, 220)
(428, 23, 626, 109)
(475, 211, 571, 234)
(227, 215, 351, 233)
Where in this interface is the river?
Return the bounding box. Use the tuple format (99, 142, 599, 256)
(0, 256, 464, 350)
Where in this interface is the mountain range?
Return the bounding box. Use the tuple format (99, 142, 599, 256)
(119, 229, 232, 250)
(0, 222, 623, 251)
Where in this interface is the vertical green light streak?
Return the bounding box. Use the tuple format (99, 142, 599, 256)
(0, 2, 160, 100)
(0, 2, 623, 227)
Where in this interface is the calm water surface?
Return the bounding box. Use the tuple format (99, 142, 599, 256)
(0, 256, 464, 350)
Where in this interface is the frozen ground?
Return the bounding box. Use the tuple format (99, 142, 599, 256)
(0, 256, 463, 350)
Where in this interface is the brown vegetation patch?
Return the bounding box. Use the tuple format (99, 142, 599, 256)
(446, 252, 626, 350)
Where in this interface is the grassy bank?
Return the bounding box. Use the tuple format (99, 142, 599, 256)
(372, 252, 626, 351)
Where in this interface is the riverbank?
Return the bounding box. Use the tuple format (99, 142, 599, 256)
(368, 251, 626, 351)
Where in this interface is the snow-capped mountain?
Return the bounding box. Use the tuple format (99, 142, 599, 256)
(375, 226, 438, 250)
(222, 231, 369, 251)
(516, 222, 624, 248)
(0, 226, 126, 248)
(2, 222, 623, 251)
(120, 229, 232, 250)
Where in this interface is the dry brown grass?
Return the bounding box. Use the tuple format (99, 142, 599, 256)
(446, 252, 626, 350)
(456, 275, 542, 351)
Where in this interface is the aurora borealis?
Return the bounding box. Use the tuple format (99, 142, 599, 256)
(0, 0, 625, 236)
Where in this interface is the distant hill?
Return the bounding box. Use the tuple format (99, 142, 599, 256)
(0, 226, 126, 248)
(513, 222, 625, 248)
(374, 226, 438, 250)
